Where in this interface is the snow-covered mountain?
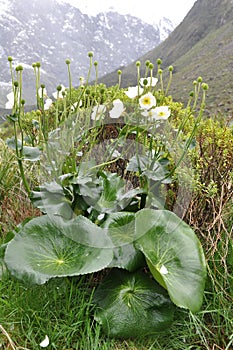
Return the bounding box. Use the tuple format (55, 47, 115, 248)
(0, 0, 175, 107)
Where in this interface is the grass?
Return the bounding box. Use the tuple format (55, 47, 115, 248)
(0, 269, 232, 349)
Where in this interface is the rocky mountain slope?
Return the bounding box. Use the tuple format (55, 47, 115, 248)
(100, 0, 233, 115)
(0, 0, 174, 108)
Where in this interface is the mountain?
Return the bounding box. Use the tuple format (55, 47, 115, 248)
(0, 0, 174, 109)
(100, 0, 233, 115)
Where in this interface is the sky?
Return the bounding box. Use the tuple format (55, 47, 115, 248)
(63, 0, 197, 25)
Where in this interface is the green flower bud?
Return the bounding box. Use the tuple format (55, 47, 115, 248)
(32, 62, 37, 68)
(36, 62, 41, 68)
(8, 56, 13, 62)
(65, 58, 71, 64)
(135, 61, 141, 67)
(145, 60, 150, 67)
(62, 91, 66, 97)
(202, 83, 209, 90)
(193, 80, 197, 86)
(168, 65, 174, 71)
(158, 69, 163, 75)
(88, 51, 94, 58)
(94, 61, 98, 66)
(197, 76, 202, 83)
(117, 70, 122, 75)
(100, 88, 105, 94)
(86, 89, 91, 95)
(157, 58, 162, 65)
(14, 81, 19, 87)
(40, 84, 45, 89)
(57, 85, 62, 91)
(21, 99, 25, 105)
(189, 91, 194, 97)
(16, 65, 23, 71)
(142, 78, 148, 86)
(148, 63, 154, 69)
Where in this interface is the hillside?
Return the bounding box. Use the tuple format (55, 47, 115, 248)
(100, 0, 233, 114)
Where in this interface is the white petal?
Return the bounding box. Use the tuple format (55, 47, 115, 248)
(160, 265, 168, 275)
(44, 98, 53, 110)
(124, 86, 143, 99)
(109, 99, 125, 118)
(140, 77, 158, 87)
(5, 101, 13, 109)
(91, 105, 106, 120)
(40, 335, 49, 348)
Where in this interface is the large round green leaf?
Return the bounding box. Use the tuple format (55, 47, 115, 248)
(93, 269, 175, 338)
(135, 209, 206, 313)
(4, 215, 113, 284)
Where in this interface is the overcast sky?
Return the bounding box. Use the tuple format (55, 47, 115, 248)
(63, 0, 197, 25)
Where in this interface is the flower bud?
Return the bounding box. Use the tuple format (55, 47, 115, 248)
(148, 63, 154, 69)
(65, 58, 71, 64)
(135, 61, 141, 67)
(16, 65, 23, 71)
(202, 83, 209, 90)
(40, 84, 45, 89)
(8, 56, 13, 62)
(157, 58, 162, 65)
(57, 85, 62, 91)
(193, 80, 197, 86)
(168, 65, 174, 72)
(189, 91, 194, 97)
(36, 62, 41, 68)
(158, 69, 163, 75)
(117, 70, 122, 75)
(21, 99, 25, 105)
(197, 76, 203, 83)
(88, 51, 94, 58)
(14, 81, 19, 87)
(94, 61, 98, 66)
(145, 60, 150, 67)
(142, 78, 148, 86)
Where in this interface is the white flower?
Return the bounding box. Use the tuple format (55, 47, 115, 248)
(153, 106, 171, 120)
(38, 87, 47, 98)
(39, 335, 49, 348)
(124, 86, 143, 99)
(139, 92, 156, 110)
(109, 99, 125, 119)
(141, 106, 171, 121)
(159, 265, 168, 275)
(140, 77, 158, 87)
(52, 84, 67, 99)
(44, 98, 53, 110)
(5, 91, 16, 109)
(91, 104, 106, 121)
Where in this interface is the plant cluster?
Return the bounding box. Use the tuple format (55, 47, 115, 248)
(0, 54, 211, 344)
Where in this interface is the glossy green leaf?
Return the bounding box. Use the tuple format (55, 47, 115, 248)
(135, 209, 206, 313)
(93, 269, 175, 338)
(4, 215, 113, 284)
(103, 212, 145, 271)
